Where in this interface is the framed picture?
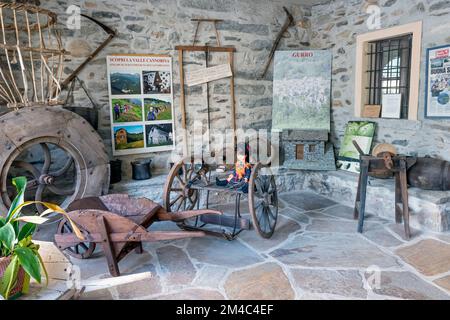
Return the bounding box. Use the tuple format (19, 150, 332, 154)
(107, 54, 175, 156)
(337, 121, 376, 173)
(272, 50, 332, 131)
(425, 44, 450, 119)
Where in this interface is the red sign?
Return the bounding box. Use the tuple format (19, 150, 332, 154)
(436, 49, 449, 58)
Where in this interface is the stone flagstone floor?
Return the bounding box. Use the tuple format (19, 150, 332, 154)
(37, 191, 450, 300)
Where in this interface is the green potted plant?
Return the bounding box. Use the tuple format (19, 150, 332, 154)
(0, 176, 82, 300)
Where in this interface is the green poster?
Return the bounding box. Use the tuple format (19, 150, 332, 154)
(337, 121, 376, 173)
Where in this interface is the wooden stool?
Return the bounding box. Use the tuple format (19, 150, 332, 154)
(353, 155, 413, 239)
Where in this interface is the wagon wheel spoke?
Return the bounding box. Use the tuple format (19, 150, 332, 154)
(49, 158, 74, 177)
(170, 194, 183, 207)
(40, 143, 52, 174)
(175, 174, 186, 187)
(47, 185, 75, 196)
(254, 179, 264, 197)
(175, 196, 186, 212)
(78, 242, 89, 251)
(35, 184, 46, 213)
(12, 160, 41, 180)
(266, 206, 277, 227)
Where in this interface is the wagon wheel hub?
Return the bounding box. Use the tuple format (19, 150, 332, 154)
(39, 174, 55, 185)
(262, 192, 271, 205)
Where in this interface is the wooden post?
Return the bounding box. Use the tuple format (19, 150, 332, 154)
(399, 159, 411, 239)
(357, 160, 369, 234)
(178, 49, 188, 157)
(97, 215, 120, 277)
(229, 51, 236, 155)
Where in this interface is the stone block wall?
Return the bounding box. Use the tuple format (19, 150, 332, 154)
(34, 0, 313, 178)
(310, 0, 450, 162)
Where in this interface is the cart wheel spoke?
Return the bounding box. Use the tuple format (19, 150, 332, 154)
(40, 143, 52, 174)
(12, 161, 41, 180)
(170, 194, 183, 207)
(175, 174, 186, 187)
(47, 185, 75, 196)
(50, 158, 74, 177)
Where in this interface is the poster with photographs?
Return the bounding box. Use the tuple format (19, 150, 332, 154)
(107, 55, 175, 156)
(425, 45, 450, 118)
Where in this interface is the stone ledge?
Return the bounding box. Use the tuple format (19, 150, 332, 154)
(299, 170, 450, 233)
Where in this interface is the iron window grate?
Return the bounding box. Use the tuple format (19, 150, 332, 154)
(365, 34, 413, 119)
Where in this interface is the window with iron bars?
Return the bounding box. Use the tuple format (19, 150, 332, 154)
(366, 34, 413, 119)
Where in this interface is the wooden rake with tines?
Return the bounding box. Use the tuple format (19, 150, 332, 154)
(54, 194, 221, 277)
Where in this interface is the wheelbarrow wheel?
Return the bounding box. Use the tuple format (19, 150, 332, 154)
(56, 219, 96, 259)
(248, 162, 278, 239)
(163, 160, 200, 213)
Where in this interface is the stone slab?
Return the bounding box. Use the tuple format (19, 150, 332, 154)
(361, 227, 404, 248)
(187, 237, 263, 268)
(193, 265, 229, 289)
(396, 239, 450, 276)
(366, 271, 449, 300)
(280, 207, 310, 224)
(291, 269, 367, 299)
(434, 276, 450, 293)
(156, 246, 196, 286)
(306, 218, 381, 233)
(224, 263, 295, 300)
(280, 192, 337, 211)
(154, 289, 225, 300)
(239, 215, 301, 252)
(270, 232, 400, 269)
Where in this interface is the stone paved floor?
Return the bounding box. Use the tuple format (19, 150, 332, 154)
(37, 191, 450, 300)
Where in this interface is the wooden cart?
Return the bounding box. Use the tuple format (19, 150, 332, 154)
(54, 194, 221, 276)
(163, 160, 279, 240)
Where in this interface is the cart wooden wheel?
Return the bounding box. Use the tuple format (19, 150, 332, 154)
(248, 162, 278, 238)
(163, 160, 202, 213)
(56, 219, 96, 259)
(0, 107, 110, 215)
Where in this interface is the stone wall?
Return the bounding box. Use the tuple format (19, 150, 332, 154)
(36, 0, 313, 178)
(310, 0, 450, 161)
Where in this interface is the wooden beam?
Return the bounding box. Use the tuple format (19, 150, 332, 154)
(178, 49, 188, 157)
(175, 45, 236, 53)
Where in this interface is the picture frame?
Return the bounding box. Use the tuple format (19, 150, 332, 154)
(106, 54, 175, 156)
(425, 44, 450, 119)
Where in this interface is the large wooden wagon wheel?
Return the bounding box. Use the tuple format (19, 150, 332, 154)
(249, 162, 278, 238)
(163, 160, 205, 213)
(0, 107, 110, 215)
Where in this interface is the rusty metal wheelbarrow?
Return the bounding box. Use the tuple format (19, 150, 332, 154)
(54, 194, 221, 277)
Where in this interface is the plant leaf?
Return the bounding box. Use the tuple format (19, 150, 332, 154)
(0, 217, 5, 228)
(14, 247, 41, 284)
(21, 272, 30, 295)
(0, 255, 19, 300)
(6, 177, 27, 221)
(15, 216, 49, 225)
(17, 223, 36, 242)
(9, 201, 84, 240)
(0, 223, 15, 252)
(36, 252, 49, 287)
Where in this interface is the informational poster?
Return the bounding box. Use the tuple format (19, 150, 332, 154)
(337, 121, 376, 173)
(425, 45, 450, 118)
(107, 55, 175, 156)
(186, 64, 232, 87)
(272, 50, 331, 131)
